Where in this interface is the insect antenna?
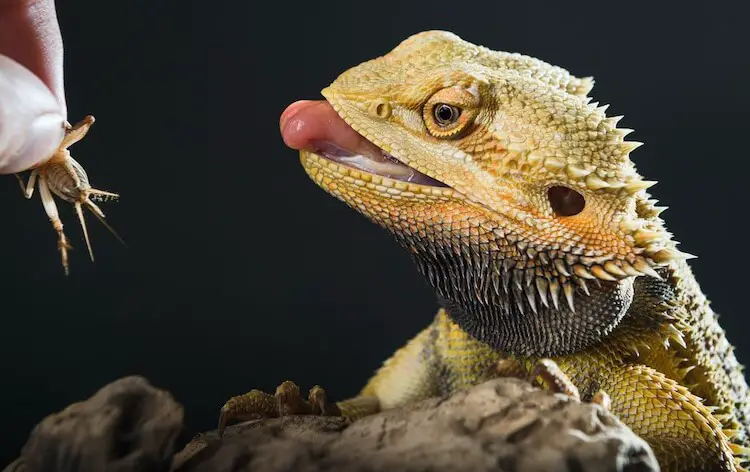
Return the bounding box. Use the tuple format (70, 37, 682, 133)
(83, 197, 127, 248)
(74, 201, 95, 262)
(88, 188, 120, 201)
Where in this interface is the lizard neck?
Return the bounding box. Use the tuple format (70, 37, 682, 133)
(401, 236, 636, 358)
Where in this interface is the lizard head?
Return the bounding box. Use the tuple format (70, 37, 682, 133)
(281, 31, 693, 357)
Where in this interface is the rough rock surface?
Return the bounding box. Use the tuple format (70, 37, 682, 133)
(173, 378, 658, 472)
(3, 376, 658, 472)
(4, 376, 184, 472)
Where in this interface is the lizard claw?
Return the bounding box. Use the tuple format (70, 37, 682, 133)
(217, 388, 274, 438)
(308, 385, 327, 415)
(492, 357, 610, 410)
(217, 381, 341, 438)
(275, 380, 304, 416)
(529, 359, 612, 412)
(217, 405, 230, 438)
(590, 390, 612, 411)
(492, 357, 581, 401)
(529, 358, 581, 401)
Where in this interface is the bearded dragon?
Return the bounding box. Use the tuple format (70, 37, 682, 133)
(220, 31, 750, 471)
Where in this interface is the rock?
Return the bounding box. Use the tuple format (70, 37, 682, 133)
(4, 376, 184, 472)
(3, 376, 658, 472)
(173, 377, 658, 472)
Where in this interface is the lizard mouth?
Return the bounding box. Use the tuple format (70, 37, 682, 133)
(280, 100, 448, 187)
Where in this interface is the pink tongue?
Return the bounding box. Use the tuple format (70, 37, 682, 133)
(280, 100, 449, 188)
(279, 100, 381, 156)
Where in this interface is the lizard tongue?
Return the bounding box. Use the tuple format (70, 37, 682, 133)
(280, 100, 448, 186)
(280, 100, 378, 155)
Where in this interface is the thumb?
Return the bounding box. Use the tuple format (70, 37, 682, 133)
(0, 54, 65, 175)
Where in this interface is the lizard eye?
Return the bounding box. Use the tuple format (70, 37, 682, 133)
(548, 186, 585, 217)
(423, 86, 480, 139)
(433, 104, 461, 125)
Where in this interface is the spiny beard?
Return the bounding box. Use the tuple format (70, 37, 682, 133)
(393, 232, 635, 357)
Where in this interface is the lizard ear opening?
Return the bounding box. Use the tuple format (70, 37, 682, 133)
(548, 186, 585, 217)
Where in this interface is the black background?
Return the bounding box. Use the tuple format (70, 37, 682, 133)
(1, 0, 748, 465)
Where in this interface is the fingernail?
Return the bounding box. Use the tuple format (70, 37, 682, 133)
(11, 113, 66, 171)
(0, 54, 66, 174)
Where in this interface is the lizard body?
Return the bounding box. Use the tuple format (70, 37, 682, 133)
(229, 31, 750, 471)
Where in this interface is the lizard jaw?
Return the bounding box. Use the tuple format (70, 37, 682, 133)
(281, 100, 449, 188)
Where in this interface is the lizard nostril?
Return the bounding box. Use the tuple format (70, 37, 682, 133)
(548, 186, 585, 217)
(370, 99, 392, 119)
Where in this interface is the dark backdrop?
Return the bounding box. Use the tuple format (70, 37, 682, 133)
(1, 0, 748, 464)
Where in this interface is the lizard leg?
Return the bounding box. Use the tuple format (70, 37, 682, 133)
(494, 358, 613, 411)
(589, 362, 736, 471)
(218, 381, 344, 436)
(529, 358, 581, 401)
(217, 315, 444, 436)
(503, 357, 732, 468)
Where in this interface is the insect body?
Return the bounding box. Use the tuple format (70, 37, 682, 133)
(15, 115, 124, 275)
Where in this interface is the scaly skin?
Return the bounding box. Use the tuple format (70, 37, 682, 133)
(223, 31, 750, 471)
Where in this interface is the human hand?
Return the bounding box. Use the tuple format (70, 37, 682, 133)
(0, 0, 67, 174)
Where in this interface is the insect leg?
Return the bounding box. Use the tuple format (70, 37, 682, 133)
(74, 202, 94, 262)
(38, 174, 72, 275)
(14, 170, 38, 199)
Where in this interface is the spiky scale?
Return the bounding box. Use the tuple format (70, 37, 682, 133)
(604, 261, 627, 278)
(631, 344, 640, 358)
(502, 270, 511, 293)
(620, 141, 644, 153)
(566, 165, 591, 179)
(620, 262, 642, 277)
(554, 259, 570, 276)
(524, 268, 534, 287)
(591, 265, 617, 281)
(585, 173, 611, 190)
(614, 127, 634, 138)
(544, 157, 566, 171)
(514, 296, 525, 316)
(548, 278, 560, 309)
(731, 444, 750, 457)
(572, 264, 596, 280)
(575, 277, 590, 296)
(538, 251, 550, 265)
(625, 180, 657, 194)
(562, 281, 575, 312)
(491, 272, 501, 296)
(664, 323, 688, 349)
(606, 115, 624, 127)
(634, 229, 667, 246)
(536, 277, 549, 307)
(525, 285, 538, 314)
(633, 259, 661, 279)
(650, 247, 697, 263)
(677, 365, 697, 378)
